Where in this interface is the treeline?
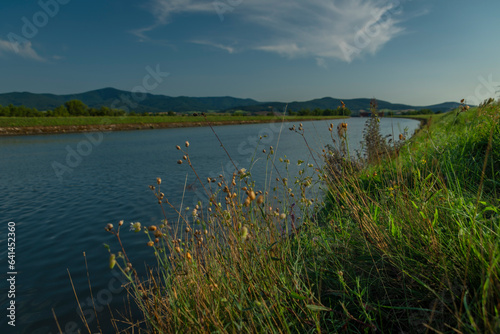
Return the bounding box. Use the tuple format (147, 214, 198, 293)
(288, 107, 352, 116)
(398, 109, 436, 116)
(0, 100, 126, 117)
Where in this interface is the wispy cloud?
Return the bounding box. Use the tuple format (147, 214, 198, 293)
(131, 0, 213, 41)
(191, 40, 236, 54)
(0, 39, 45, 61)
(136, 0, 413, 62)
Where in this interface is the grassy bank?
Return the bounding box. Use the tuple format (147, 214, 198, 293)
(0, 115, 346, 128)
(93, 102, 499, 333)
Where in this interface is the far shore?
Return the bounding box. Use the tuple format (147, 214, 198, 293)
(0, 116, 349, 137)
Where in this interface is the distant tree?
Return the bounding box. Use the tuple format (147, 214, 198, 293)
(167, 111, 176, 116)
(298, 108, 310, 116)
(52, 105, 69, 117)
(312, 108, 322, 116)
(65, 100, 89, 116)
(233, 110, 246, 116)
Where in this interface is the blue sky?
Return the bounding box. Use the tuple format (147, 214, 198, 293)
(0, 0, 499, 106)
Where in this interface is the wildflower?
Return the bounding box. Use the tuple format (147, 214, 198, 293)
(421, 159, 427, 164)
(130, 222, 141, 232)
(148, 225, 157, 231)
(156, 177, 161, 185)
(186, 252, 192, 260)
(239, 168, 247, 174)
(185, 141, 190, 147)
(147, 241, 154, 247)
(280, 213, 286, 220)
(118, 220, 123, 226)
(105, 223, 113, 232)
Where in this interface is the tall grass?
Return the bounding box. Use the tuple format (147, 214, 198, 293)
(92, 100, 499, 333)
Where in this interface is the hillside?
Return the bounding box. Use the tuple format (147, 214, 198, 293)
(229, 97, 460, 114)
(0, 88, 460, 114)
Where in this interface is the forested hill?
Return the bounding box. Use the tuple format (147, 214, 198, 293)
(0, 88, 460, 114)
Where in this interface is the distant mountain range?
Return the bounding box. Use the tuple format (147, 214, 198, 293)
(0, 87, 461, 114)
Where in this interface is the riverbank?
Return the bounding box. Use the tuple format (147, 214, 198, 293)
(98, 104, 499, 333)
(0, 115, 348, 136)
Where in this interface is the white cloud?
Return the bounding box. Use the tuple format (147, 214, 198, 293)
(191, 40, 236, 54)
(255, 44, 301, 58)
(0, 38, 45, 61)
(131, 0, 214, 40)
(136, 0, 411, 62)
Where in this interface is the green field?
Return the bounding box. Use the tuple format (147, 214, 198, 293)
(0, 115, 347, 127)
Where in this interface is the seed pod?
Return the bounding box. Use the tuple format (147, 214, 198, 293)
(241, 226, 248, 240)
(248, 190, 256, 201)
(109, 254, 116, 269)
(256, 195, 264, 204)
(147, 241, 154, 247)
(148, 225, 157, 231)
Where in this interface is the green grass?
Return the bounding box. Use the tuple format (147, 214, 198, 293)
(0, 115, 347, 127)
(86, 103, 499, 333)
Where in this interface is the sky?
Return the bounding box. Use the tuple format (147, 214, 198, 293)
(0, 0, 499, 106)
